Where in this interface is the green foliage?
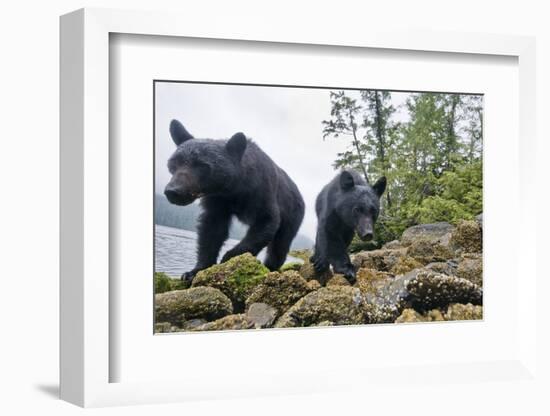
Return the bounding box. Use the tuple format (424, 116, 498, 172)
(323, 91, 483, 248)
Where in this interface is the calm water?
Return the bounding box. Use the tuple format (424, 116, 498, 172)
(155, 224, 301, 277)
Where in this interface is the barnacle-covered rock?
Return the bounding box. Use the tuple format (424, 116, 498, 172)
(395, 308, 445, 323)
(406, 271, 483, 311)
(389, 256, 423, 275)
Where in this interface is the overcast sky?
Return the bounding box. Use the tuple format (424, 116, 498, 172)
(155, 82, 409, 240)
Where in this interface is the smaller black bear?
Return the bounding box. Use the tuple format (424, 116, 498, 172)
(164, 120, 305, 283)
(311, 170, 386, 283)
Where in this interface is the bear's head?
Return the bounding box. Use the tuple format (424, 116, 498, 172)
(336, 170, 386, 241)
(164, 119, 248, 206)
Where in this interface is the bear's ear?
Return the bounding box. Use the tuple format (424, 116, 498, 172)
(226, 132, 247, 161)
(169, 119, 194, 145)
(340, 170, 355, 191)
(372, 176, 387, 197)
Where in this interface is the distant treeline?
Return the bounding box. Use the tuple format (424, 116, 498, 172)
(154, 193, 314, 250)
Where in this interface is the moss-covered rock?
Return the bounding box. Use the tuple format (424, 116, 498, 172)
(154, 271, 189, 294)
(406, 271, 483, 311)
(155, 287, 233, 326)
(389, 256, 423, 275)
(450, 220, 482, 253)
(326, 274, 351, 287)
(445, 303, 483, 321)
(400, 222, 454, 246)
(456, 254, 483, 286)
(382, 240, 403, 250)
(191, 253, 269, 311)
(351, 248, 407, 272)
(280, 262, 303, 273)
(245, 271, 313, 317)
(246, 303, 278, 328)
(194, 314, 255, 331)
(274, 287, 366, 328)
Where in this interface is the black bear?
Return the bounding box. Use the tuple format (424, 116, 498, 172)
(310, 170, 386, 283)
(164, 119, 305, 283)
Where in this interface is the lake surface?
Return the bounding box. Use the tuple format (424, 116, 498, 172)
(155, 224, 302, 277)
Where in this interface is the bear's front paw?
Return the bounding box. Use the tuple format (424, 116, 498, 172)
(181, 269, 199, 284)
(343, 265, 357, 284)
(312, 257, 330, 274)
(220, 248, 243, 263)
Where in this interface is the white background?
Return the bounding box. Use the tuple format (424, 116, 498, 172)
(1, 1, 549, 415)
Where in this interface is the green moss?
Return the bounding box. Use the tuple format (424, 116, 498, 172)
(154, 271, 189, 294)
(192, 253, 269, 310)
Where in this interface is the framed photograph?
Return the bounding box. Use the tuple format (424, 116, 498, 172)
(60, 8, 538, 407)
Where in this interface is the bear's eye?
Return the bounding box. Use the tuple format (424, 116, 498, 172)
(354, 206, 366, 215)
(193, 160, 211, 176)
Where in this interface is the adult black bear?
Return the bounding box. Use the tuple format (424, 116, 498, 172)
(310, 170, 386, 283)
(164, 119, 305, 283)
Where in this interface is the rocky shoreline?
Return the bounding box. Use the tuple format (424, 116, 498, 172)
(155, 217, 483, 332)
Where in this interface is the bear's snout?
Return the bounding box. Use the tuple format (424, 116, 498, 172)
(164, 187, 198, 206)
(359, 231, 374, 241)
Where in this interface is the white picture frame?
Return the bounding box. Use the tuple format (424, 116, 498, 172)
(60, 8, 538, 408)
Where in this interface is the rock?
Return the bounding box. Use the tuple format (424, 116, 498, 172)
(355, 268, 394, 296)
(245, 271, 313, 316)
(275, 287, 366, 328)
(313, 321, 335, 326)
(407, 239, 453, 264)
(400, 222, 454, 246)
(456, 254, 483, 286)
(326, 274, 351, 287)
(382, 240, 403, 250)
(298, 260, 333, 284)
(406, 271, 483, 311)
(395, 308, 445, 323)
(351, 248, 407, 272)
(389, 256, 423, 275)
(450, 220, 482, 253)
(191, 253, 269, 311)
(154, 322, 173, 333)
(182, 318, 208, 330)
(280, 262, 303, 272)
(194, 314, 255, 331)
(445, 303, 483, 321)
(246, 303, 278, 328)
(306, 280, 322, 291)
(424, 261, 458, 276)
(155, 287, 233, 326)
(475, 213, 483, 228)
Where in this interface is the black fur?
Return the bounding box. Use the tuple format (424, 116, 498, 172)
(310, 170, 386, 283)
(164, 120, 305, 283)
